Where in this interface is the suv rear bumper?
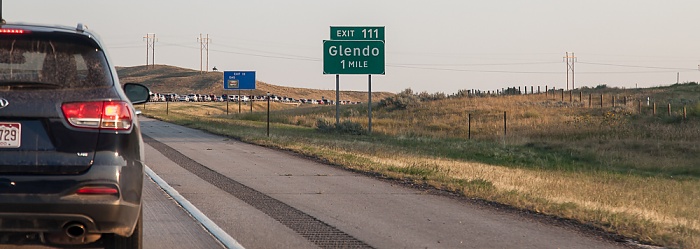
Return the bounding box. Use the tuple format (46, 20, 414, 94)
(0, 163, 143, 237)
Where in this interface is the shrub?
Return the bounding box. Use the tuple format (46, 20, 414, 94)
(336, 120, 366, 135)
(453, 89, 470, 98)
(502, 87, 521, 95)
(688, 102, 700, 118)
(316, 118, 335, 133)
(378, 88, 421, 110)
(316, 119, 366, 135)
(418, 91, 447, 101)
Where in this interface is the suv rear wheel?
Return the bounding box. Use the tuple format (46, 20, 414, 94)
(103, 208, 143, 249)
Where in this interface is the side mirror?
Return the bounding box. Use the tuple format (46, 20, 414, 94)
(123, 83, 150, 104)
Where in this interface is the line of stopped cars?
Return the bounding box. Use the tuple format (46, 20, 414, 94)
(150, 92, 363, 105)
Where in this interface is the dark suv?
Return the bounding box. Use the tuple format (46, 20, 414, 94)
(0, 22, 149, 248)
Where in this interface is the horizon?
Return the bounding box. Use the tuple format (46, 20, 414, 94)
(5, 0, 700, 94)
(118, 64, 699, 95)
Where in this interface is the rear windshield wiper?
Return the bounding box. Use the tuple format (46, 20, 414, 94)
(0, 81, 62, 89)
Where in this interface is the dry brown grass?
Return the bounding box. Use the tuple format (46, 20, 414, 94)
(141, 83, 700, 248)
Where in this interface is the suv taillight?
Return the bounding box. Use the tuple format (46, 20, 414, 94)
(61, 101, 133, 130)
(0, 29, 29, 34)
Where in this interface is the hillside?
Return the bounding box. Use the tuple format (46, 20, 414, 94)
(116, 65, 394, 102)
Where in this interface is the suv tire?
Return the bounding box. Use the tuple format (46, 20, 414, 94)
(104, 208, 143, 249)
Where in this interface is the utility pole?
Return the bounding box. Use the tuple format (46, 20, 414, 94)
(564, 52, 577, 90)
(143, 33, 156, 68)
(198, 34, 210, 74)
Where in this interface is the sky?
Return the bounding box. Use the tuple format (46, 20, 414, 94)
(4, 0, 700, 94)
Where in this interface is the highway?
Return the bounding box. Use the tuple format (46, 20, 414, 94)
(10, 116, 630, 248)
(137, 117, 628, 249)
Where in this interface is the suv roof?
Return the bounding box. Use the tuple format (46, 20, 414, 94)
(1, 22, 104, 48)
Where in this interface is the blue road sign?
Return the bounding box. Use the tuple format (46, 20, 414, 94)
(223, 71, 256, 90)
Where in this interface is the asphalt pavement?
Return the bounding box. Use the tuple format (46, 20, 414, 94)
(139, 116, 629, 249)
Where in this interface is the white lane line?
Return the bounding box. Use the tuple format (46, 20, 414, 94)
(145, 166, 246, 249)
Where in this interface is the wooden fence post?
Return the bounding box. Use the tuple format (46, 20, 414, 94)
(668, 103, 672, 116)
(561, 89, 564, 102)
(600, 95, 603, 108)
(503, 111, 507, 137)
(684, 106, 687, 120)
(468, 113, 472, 140)
(653, 102, 657, 115)
(638, 100, 642, 114)
(589, 94, 592, 108)
(612, 96, 616, 108)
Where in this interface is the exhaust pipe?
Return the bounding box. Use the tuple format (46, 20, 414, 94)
(45, 222, 100, 245)
(64, 223, 86, 238)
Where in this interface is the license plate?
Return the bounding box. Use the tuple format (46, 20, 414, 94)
(0, 122, 21, 148)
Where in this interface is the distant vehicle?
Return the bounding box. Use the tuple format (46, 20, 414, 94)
(179, 95, 190, 102)
(164, 93, 177, 102)
(187, 94, 197, 102)
(0, 22, 149, 248)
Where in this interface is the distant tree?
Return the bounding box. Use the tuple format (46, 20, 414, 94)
(453, 89, 470, 98)
(378, 88, 421, 110)
(502, 87, 521, 95)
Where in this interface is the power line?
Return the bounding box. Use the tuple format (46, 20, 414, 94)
(209, 48, 320, 62)
(577, 61, 698, 71)
(577, 53, 699, 60)
(386, 64, 561, 74)
(107, 45, 143, 49)
(215, 43, 318, 60)
(158, 42, 199, 49)
(391, 61, 560, 67)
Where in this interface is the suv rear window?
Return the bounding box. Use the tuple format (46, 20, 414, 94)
(0, 36, 112, 89)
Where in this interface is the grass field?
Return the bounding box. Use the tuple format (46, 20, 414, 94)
(140, 83, 700, 249)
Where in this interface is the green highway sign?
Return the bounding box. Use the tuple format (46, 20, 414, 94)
(323, 40, 385, 75)
(330, 26, 385, 41)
